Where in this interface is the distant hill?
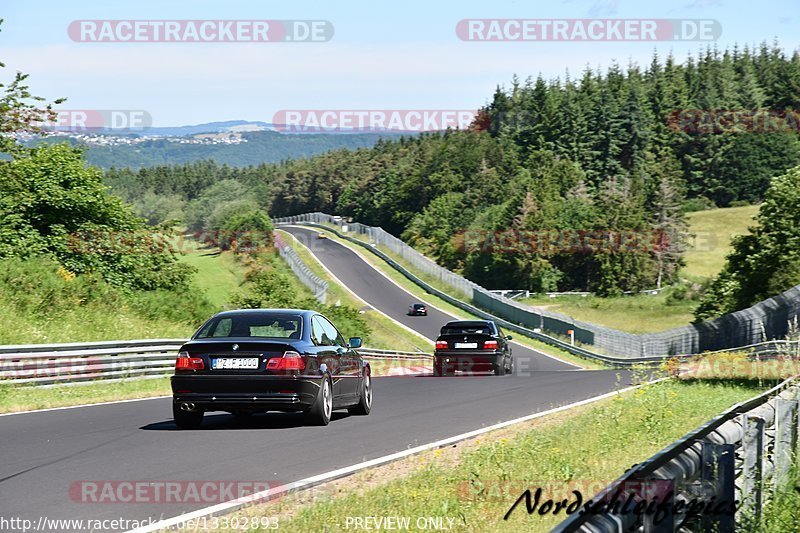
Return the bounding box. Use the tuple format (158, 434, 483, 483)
(42, 130, 404, 169)
(118, 120, 277, 137)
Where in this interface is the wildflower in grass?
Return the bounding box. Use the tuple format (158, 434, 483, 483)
(57, 266, 76, 281)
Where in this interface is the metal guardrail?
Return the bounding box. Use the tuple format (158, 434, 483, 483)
(551, 377, 800, 532)
(0, 340, 431, 387)
(275, 213, 800, 359)
(358, 348, 432, 360)
(274, 231, 328, 303)
(0, 339, 186, 386)
(283, 219, 800, 367)
(275, 219, 659, 366)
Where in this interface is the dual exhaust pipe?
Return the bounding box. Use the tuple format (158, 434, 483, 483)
(179, 402, 196, 412)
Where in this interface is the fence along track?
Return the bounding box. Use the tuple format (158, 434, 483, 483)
(274, 231, 328, 303)
(551, 377, 800, 532)
(274, 213, 800, 359)
(0, 340, 428, 387)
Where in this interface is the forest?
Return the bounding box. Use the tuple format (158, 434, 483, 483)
(104, 43, 800, 314)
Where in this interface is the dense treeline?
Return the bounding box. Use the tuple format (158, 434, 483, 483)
(105, 43, 800, 301)
(265, 43, 800, 294)
(478, 44, 800, 207)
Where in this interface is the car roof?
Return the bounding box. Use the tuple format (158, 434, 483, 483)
(444, 320, 493, 326)
(211, 309, 316, 318)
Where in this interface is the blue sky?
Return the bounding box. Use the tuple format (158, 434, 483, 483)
(1, 0, 797, 126)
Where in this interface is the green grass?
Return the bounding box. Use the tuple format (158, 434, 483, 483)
(277, 230, 431, 353)
(753, 466, 800, 532)
(0, 377, 171, 414)
(220, 378, 767, 532)
(684, 204, 759, 279)
(176, 244, 248, 310)
(519, 290, 698, 334)
(0, 294, 194, 344)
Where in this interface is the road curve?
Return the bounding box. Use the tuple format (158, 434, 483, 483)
(281, 225, 577, 372)
(0, 230, 632, 532)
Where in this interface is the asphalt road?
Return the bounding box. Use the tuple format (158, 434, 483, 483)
(281, 225, 576, 372)
(0, 227, 633, 531)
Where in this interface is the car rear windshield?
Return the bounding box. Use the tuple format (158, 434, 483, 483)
(195, 313, 303, 339)
(440, 322, 493, 335)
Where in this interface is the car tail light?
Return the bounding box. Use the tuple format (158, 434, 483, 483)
(267, 351, 306, 372)
(483, 340, 499, 350)
(175, 351, 204, 371)
(435, 340, 448, 350)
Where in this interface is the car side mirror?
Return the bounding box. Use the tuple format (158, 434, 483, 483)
(507, 335, 513, 340)
(348, 337, 362, 349)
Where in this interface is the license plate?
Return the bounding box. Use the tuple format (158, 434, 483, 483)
(454, 342, 478, 349)
(211, 357, 259, 370)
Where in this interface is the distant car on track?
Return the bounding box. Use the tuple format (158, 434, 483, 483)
(433, 320, 513, 376)
(407, 303, 428, 316)
(317, 232, 328, 239)
(171, 309, 371, 428)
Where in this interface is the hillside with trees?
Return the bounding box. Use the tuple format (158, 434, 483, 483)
(103, 43, 800, 314)
(37, 130, 403, 169)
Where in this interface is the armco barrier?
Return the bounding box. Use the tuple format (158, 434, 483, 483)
(275, 218, 655, 365)
(0, 340, 429, 386)
(552, 378, 800, 532)
(274, 213, 800, 359)
(0, 339, 186, 386)
(274, 231, 328, 303)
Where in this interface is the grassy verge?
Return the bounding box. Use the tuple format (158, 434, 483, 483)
(0, 265, 196, 343)
(0, 377, 171, 414)
(683, 204, 758, 279)
(754, 466, 800, 532)
(277, 230, 431, 353)
(176, 243, 248, 310)
(0, 303, 194, 344)
(322, 224, 463, 299)
(302, 227, 602, 370)
(205, 377, 768, 532)
(518, 291, 697, 334)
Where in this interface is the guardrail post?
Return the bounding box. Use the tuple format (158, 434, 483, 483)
(641, 479, 675, 533)
(774, 398, 798, 489)
(741, 414, 765, 522)
(700, 442, 735, 533)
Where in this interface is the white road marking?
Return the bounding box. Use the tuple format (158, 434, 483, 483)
(285, 225, 582, 370)
(279, 229, 433, 348)
(127, 380, 654, 533)
(0, 395, 170, 417)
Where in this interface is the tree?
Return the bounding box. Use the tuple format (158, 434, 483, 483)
(695, 165, 800, 320)
(0, 20, 66, 157)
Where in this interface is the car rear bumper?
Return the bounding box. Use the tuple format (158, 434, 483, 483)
(171, 374, 322, 412)
(434, 351, 504, 370)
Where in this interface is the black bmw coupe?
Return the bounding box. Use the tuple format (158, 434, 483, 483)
(171, 309, 372, 428)
(433, 320, 513, 376)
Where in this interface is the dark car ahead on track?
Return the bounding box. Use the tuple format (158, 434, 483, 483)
(407, 303, 428, 316)
(171, 309, 372, 428)
(433, 320, 513, 376)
